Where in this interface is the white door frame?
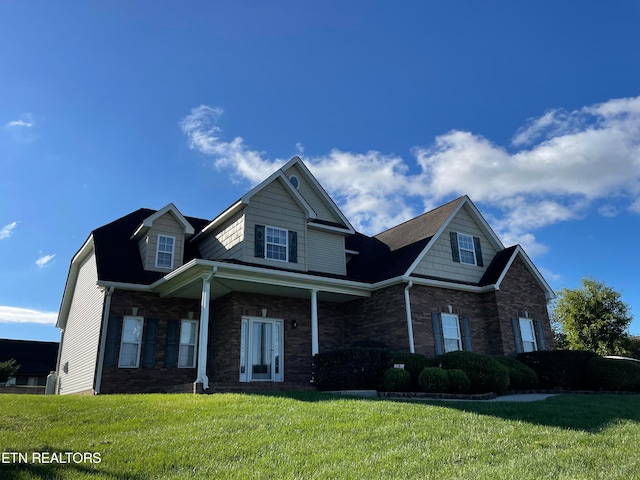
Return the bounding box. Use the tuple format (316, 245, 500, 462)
(239, 316, 284, 382)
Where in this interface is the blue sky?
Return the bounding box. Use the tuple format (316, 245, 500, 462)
(1, 1, 639, 343)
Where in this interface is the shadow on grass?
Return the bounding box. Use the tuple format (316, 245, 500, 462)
(0, 447, 143, 480)
(252, 390, 640, 433)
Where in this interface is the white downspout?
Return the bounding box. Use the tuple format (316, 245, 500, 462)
(404, 280, 415, 353)
(94, 286, 115, 395)
(196, 267, 216, 390)
(311, 289, 319, 356)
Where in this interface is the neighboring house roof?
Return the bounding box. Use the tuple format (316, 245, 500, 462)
(0, 339, 59, 377)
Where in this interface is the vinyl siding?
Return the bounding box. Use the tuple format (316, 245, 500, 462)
(307, 228, 346, 275)
(199, 212, 245, 260)
(138, 212, 186, 272)
(413, 205, 498, 283)
(284, 164, 343, 225)
(244, 179, 307, 270)
(57, 251, 104, 395)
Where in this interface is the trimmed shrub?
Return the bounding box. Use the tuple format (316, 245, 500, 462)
(313, 348, 390, 390)
(418, 367, 450, 393)
(588, 357, 640, 392)
(517, 350, 597, 390)
(439, 351, 510, 394)
(494, 356, 539, 390)
(384, 368, 411, 392)
(446, 369, 471, 394)
(389, 352, 434, 389)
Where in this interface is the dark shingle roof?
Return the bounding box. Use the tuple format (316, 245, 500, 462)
(479, 245, 518, 286)
(92, 209, 209, 285)
(0, 339, 59, 376)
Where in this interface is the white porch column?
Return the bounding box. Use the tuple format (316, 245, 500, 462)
(311, 289, 319, 356)
(196, 272, 213, 390)
(404, 281, 415, 354)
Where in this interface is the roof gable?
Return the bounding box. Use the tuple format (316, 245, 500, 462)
(131, 203, 195, 240)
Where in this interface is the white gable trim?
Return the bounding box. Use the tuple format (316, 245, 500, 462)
(57, 234, 96, 329)
(282, 157, 355, 234)
(403, 196, 504, 277)
(131, 203, 194, 240)
(495, 246, 556, 300)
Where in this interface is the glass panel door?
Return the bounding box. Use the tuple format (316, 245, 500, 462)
(251, 321, 273, 380)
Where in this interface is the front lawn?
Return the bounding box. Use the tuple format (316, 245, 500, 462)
(0, 392, 639, 479)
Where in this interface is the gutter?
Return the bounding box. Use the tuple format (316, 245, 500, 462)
(94, 286, 115, 395)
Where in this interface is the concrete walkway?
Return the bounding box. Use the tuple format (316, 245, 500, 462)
(487, 393, 559, 402)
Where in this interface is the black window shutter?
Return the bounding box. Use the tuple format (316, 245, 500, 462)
(432, 313, 444, 356)
(165, 320, 179, 368)
(512, 317, 524, 354)
(461, 316, 473, 351)
(449, 232, 460, 263)
(473, 237, 484, 267)
(288, 231, 297, 263)
(254, 225, 265, 258)
(103, 314, 122, 368)
(142, 318, 159, 369)
(534, 319, 546, 351)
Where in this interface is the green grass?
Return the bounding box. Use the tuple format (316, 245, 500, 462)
(1, 392, 639, 479)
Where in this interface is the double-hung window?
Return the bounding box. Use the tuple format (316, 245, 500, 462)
(457, 233, 476, 265)
(156, 235, 175, 269)
(519, 318, 538, 352)
(441, 314, 462, 353)
(178, 320, 198, 368)
(119, 316, 143, 368)
(265, 227, 288, 261)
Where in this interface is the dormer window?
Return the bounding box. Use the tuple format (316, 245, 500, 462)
(156, 235, 175, 269)
(449, 232, 484, 267)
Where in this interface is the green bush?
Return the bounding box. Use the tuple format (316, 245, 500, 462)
(418, 367, 450, 393)
(0, 359, 19, 383)
(494, 356, 539, 390)
(439, 351, 510, 394)
(517, 350, 597, 390)
(588, 357, 640, 392)
(389, 352, 434, 388)
(446, 369, 471, 394)
(313, 348, 390, 390)
(383, 368, 411, 392)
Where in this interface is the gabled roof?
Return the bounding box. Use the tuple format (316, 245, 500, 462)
(131, 203, 195, 240)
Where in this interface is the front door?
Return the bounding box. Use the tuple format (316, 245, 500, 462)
(240, 317, 283, 382)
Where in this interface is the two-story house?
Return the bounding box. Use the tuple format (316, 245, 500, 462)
(55, 157, 555, 395)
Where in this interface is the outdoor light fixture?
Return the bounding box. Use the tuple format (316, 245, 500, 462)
(131, 307, 139, 316)
(261, 308, 268, 317)
(291, 319, 298, 329)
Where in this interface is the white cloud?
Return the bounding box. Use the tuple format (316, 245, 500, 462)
(35, 254, 56, 268)
(180, 96, 640, 254)
(5, 119, 33, 128)
(0, 306, 57, 325)
(0, 221, 18, 240)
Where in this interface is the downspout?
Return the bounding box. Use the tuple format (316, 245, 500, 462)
(196, 267, 216, 390)
(404, 280, 415, 353)
(94, 286, 115, 395)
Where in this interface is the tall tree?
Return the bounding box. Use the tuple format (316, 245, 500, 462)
(552, 277, 632, 355)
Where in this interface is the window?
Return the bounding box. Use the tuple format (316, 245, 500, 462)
(239, 317, 284, 382)
(265, 227, 288, 261)
(449, 232, 484, 267)
(457, 233, 476, 265)
(519, 318, 538, 352)
(289, 175, 300, 189)
(178, 320, 198, 368)
(119, 316, 143, 368)
(155, 235, 175, 269)
(441, 314, 462, 353)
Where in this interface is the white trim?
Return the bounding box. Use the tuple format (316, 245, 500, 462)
(155, 234, 175, 269)
(404, 196, 504, 276)
(404, 281, 415, 353)
(57, 235, 95, 329)
(311, 289, 319, 356)
(192, 200, 244, 242)
(178, 319, 199, 368)
(518, 317, 538, 352)
(495, 246, 556, 300)
(131, 203, 194, 240)
(441, 313, 462, 353)
(118, 316, 144, 368)
(94, 286, 114, 394)
(239, 316, 284, 382)
(264, 225, 289, 262)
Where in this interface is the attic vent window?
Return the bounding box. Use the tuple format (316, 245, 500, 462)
(289, 175, 300, 189)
